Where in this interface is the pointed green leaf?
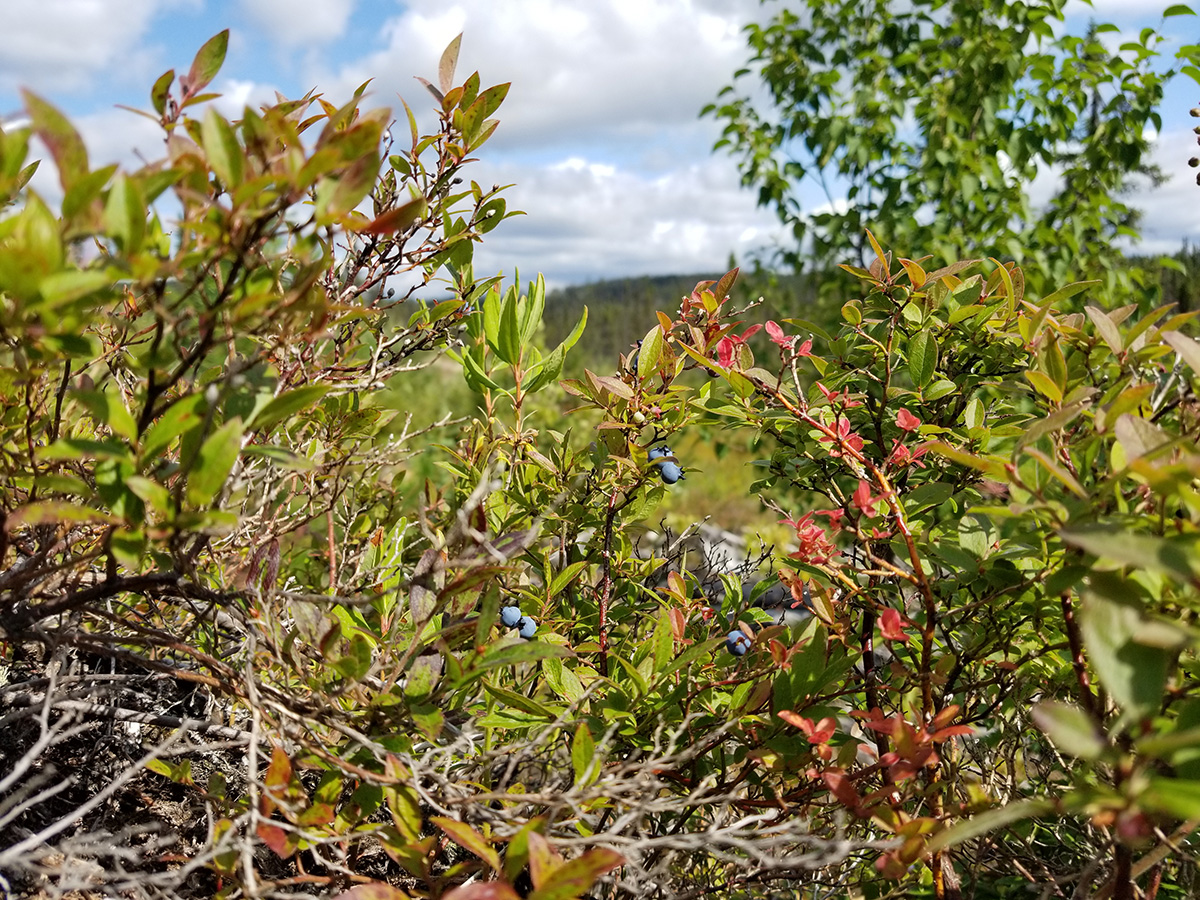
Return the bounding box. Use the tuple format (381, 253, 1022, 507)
(187, 30, 229, 95)
(201, 107, 244, 188)
(249, 385, 330, 432)
(638, 325, 664, 379)
(571, 723, 597, 786)
(185, 418, 244, 507)
(908, 330, 938, 387)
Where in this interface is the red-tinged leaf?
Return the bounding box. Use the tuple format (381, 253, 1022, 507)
(931, 704, 961, 729)
(1085, 306, 1123, 354)
(415, 76, 444, 103)
(527, 848, 624, 900)
(666, 570, 687, 599)
(584, 370, 634, 400)
(22, 90, 88, 191)
(442, 884, 520, 900)
(332, 882, 413, 900)
(354, 197, 427, 235)
(296, 802, 336, 827)
(668, 607, 687, 640)
(186, 30, 229, 95)
(432, 816, 502, 871)
(256, 821, 296, 858)
(712, 266, 739, 302)
(931, 725, 974, 741)
(778, 710, 810, 729)
(821, 770, 862, 811)
(527, 832, 564, 890)
(924, 259, 979, 283)
(439, 33, 463, 95)
(263, 745, 293, 791)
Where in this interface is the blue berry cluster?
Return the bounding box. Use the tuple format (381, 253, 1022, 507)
(648, 445, 684, 484)
(500, 605, 537, 639)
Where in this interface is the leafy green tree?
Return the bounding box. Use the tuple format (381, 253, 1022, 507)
(705, 0, 1200, 299)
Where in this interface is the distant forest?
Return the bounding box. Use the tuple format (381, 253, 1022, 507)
(544, 242, 1200, 370)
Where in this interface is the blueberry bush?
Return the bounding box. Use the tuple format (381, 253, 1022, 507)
(4, 29, 1200, 900)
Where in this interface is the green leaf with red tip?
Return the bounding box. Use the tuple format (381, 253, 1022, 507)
(187, 30, 229, 95)
(22, 90, 88, 191)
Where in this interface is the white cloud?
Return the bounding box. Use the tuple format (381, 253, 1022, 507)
(0, 0, 169, 99)
(467, 153, 786, 286)
(242, 0, 356, 47)
(325, 0, 753, 156)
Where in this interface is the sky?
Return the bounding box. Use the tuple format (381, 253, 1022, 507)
(1, 0, 1198, 288)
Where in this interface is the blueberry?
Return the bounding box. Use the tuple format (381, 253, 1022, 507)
(726, 629, 751, 656)
(648, 445, 672, 461)
(500, 606, 522, 628)
(658, 461, 684, 484)
(517, 616, 538, 639)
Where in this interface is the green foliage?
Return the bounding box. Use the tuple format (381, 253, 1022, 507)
(8, 26, 1200, 900)
(705, 0, 1200, 299)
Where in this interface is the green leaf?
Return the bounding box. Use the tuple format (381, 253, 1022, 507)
(1141, 777, 1200, 820)
(497, 289, 521, 365)
(548, 561, 589, 600)
(638, 325, 664, 379)
(39, 270, 111, 307)
(1080, 589, 1171, 717)
(74, 389, 138, 443)
(927, 800, 1054, 853)
(250, 385, 331, 432)
(103, 173, 146, 253)
(1163, 4, 1195, 16)
(484, 683, 563, 720)
(151, 70, 174, 115)
(572, 723, 597, 786)
(908, 330, 938, 387)
(185, 418, 244, 507)
(201, 107, 244, 188)
(1062, 529, 1200, 583)
(1024, 370, 1063, 404)
(333, 633, 374, 681)
(187, 30, 229, 95)
(1031, 702, 1105, 760)
(141, 394, 206, 461)
(478, 640, 573, 671)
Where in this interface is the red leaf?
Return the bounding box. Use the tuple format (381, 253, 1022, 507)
(879, 607, 913, 642)
(441, 884, 521, 900)
(256, 822, 296, 858)
(332, 882, 413, 900)
(821, 770, 862, 812)
(896, 408, 922, 432)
